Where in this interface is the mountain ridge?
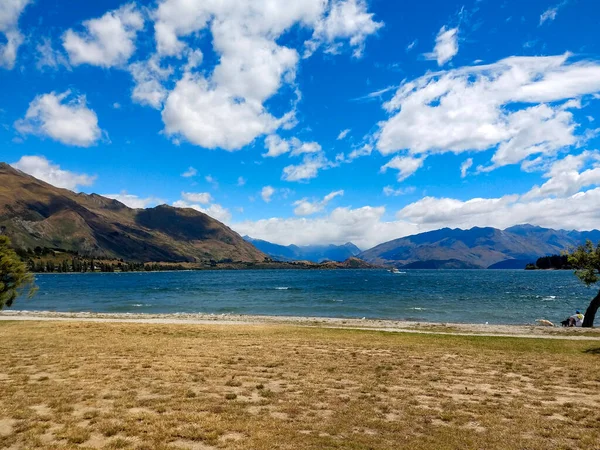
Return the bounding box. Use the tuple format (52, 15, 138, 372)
(359, 225, 600, 269)
(0, 162, 266, 263)
(243, 236, 361, 263)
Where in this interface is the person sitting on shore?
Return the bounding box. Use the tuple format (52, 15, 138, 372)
(568, 310, 585, 327)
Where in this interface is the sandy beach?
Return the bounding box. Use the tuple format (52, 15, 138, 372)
(1, 309, 599, 340)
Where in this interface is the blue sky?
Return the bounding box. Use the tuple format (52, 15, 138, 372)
(1, 0, 600, 249)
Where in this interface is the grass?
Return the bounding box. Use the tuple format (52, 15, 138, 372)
(0, 321, 599, 449)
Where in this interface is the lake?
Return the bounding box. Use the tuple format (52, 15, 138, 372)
(11, 269, 594, 325)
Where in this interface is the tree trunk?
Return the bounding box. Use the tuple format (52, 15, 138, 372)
(582, 290, 600, 327)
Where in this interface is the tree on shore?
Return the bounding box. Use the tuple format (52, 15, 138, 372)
(0, 236, 37, 310)
(568, 241, 600, 327)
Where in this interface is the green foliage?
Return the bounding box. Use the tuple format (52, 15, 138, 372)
(0, 235, 37, 310)
(567, 240, 600, 286)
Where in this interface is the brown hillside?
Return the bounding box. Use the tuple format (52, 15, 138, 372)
(0, 163, 265, 263)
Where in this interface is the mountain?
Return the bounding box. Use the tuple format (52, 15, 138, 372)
(244, 237, 361, 263)
(0, 163, 265, 263)
(359, 225, 600, 269)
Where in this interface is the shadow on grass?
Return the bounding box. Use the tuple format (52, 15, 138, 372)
(583, 347, 600, 355)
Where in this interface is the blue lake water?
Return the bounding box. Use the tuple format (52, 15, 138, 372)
(11, 269, 595, 325)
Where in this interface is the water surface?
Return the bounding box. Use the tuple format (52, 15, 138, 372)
(13, 269, 594, 325)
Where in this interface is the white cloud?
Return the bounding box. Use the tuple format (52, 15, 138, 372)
(395, 188, 600, 233)
(383, 185, 415, 196)
(425, 26, 458, 66)
(307, 0, 383, 58)
(540, 2, 567, 26)
(181, 191, 212, 204)
(0, 0, 31, 69)
(103, 191, 164, 209)
(261, 185, 275, 203)
(381, 155, 424, 181)
(237, 176, 246, 186)
(162, 74, 281, 150)
(376, 54, 600, 175)
(346, 144, 373, 161)
(173, 200, 232, 223)
(15, 91, 103, 147)
(233, 205, 417, 249)
(460, 158, 473, 178)
(129, 56, 172, 109)
(282, 154, 332, 182)
(523, 151, 600, 200)
(337, 128, 351, 140)
(293, 190, 344, 216)
(154, 0, 380, 150)
(11, 155, 96, 191)
(264, 134, 322, 157)
(406, 39, 417, 52)
(63, 3, 144, 68)
(205, 174, 218, 188)
(35, 37, 70, 71)
(181, 166, 197, 177)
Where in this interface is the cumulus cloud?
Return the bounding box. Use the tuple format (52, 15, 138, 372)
(173, 200, 232, 223)
(425, 26, 458, 66)
(233, 205, 418, 249)
(154, 0, 380, 150)
(15, 91, 103, 147)
(376, 54, 600, 176)
(103, 191, 164, 209)
(181, 167, 197, 177)
(523, 151, 600, 200)
(181, 191, 212, 204)
(162, 74, 281, 150)
(261, 186, 275, 203)
(396, 189, 600, 233)
(237, 176, 246, 186)
(0, 0, 31, 69)
(11, 155, 96, 191)
(307, 0, 383, 57)
(383, 185, 415, 196)
(129, 56, 172, 109)
(264, 135, 322, 158)
(381, 155, 424, 181)
(460, 158, 473, 178)
(293, 190, 344, 216)
(282, 154, 333, 182)
(63, 3, 144, 68)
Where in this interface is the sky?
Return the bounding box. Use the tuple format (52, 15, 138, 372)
(1, 0, 600, 250)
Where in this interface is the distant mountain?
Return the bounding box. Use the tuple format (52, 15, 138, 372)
(243, 236, 361, 263)
(359, 225, 600, 269)
(0, 163, 265, 263)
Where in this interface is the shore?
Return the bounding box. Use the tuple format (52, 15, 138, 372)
(1, 310, 599, 340)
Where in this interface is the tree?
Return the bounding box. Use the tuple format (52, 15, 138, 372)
(0, 236, 36, 310)
(568, 240, 600, 327)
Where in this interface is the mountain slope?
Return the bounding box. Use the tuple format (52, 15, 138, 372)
(0, 163, 265, 263)
(244, 237, 361, 262)
(359, 225, 600, 269)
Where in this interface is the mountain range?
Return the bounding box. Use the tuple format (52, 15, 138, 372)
(243, 237, 361, 263)
(358, 225, 600, 269)
(0, 163, 265, 263)
(3, 161, 599, 270)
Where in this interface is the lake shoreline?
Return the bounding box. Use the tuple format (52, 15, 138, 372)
(1, 310, 598, 340)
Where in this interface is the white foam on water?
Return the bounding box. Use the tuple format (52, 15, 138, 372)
(274, 287, 289, 290)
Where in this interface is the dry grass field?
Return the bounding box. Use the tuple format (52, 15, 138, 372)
(1, 320, 599, 449)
